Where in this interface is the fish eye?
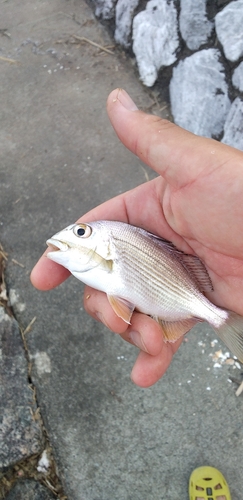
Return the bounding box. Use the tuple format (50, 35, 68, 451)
(73, 224, 92, 238)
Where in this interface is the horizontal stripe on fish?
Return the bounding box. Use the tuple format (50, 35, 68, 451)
(46, 220, 243, 364)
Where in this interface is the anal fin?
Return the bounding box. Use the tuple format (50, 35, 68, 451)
(155, 317, 199, 342)
(107, 295, 135, 324)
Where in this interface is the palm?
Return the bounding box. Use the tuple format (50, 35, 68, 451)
(163, 171, 243, 317)
(92, 166, 243, 316)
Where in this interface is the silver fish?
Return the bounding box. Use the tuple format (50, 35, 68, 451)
(47, 220, 243, 362)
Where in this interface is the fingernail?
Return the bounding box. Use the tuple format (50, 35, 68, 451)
(115, 89, 138, 111)
(129, 331, 148, 352)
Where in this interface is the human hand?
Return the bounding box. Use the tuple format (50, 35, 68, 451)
(31, 88, 243, 388)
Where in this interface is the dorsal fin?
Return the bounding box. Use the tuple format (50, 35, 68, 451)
(178, 254, 213, 292)
(148, 234, 213, 292)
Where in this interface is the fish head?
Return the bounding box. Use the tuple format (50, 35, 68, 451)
(46, 222, 112, 274)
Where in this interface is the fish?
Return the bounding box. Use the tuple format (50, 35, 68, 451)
(46, 220, 243, 362)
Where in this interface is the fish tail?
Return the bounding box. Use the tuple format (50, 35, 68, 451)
(213, 311, 243, 363)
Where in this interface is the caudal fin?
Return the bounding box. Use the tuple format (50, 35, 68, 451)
(213, 311, 243, 363)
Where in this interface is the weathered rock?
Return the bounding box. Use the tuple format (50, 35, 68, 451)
(169, 49, 230, 137)
(91, 0, 116, 19)
(221, 97, 243, 151)
(179, 0, 213, 50)
(215, 0, 243, 62)
(232, 61, 243, 92)
(0, 309, 41, 468)
(133, 0, 179, 87)
(114, 0, 139, 48)
(5, 479, 55, 500)
(216, 0, 233, 6)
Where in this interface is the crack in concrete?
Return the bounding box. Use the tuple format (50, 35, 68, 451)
(0, 244, 67, 500)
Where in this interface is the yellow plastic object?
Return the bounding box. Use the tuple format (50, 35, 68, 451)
(189, 466, 231, 500)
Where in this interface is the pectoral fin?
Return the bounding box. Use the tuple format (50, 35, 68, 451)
(155, 317, 198, 342)
(107, 295, 135, 324)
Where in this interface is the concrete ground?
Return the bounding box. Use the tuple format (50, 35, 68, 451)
(0, 1, 243, 499)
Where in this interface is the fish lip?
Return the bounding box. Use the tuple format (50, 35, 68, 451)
(46, 238, 69, 252)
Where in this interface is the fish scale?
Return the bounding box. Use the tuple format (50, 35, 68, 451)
(46, 220, 243, 364)
(110, 233, 209, 315)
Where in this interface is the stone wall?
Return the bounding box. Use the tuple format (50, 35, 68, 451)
(89, 0, 243, 150)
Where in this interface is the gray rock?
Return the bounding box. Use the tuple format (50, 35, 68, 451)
(215, 0, 243, 62)
(91, 0, 116, 19)
(133, 0, 179, 87)
(115, 0, 139, 48)
(232, 61, 243, 92)
(169, 49, 230, 137)
(221, 97, 243, 151)
(0, 309, 41, 468)
(179, 0, 213, 50)
(5, 479, 55, 500)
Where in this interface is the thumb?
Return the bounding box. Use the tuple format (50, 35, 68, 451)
(106, 89, 234, 189)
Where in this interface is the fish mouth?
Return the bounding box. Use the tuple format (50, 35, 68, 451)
(46, 238, 69, 252)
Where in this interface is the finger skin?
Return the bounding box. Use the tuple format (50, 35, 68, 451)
(83, 287, 129, 334)
(84, 286, 166, 355)
(31, 248, 70, 290)
(107, 88, 241, 188)
(131, 337, 183, 388)
(120, 313, 165, 356)
(84, 284, 188, 388)
(108, 89, 243, 257)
